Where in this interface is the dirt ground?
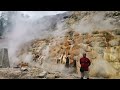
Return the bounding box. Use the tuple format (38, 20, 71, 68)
(0, 68, 119, 79)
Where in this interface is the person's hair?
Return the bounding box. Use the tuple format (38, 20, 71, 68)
(83, 53, 86, 55)
(83, 53, 86, 57)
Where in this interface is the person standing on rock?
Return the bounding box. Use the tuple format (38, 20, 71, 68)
(80, 53, 91, 79)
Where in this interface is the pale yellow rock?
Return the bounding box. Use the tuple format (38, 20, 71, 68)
(89, 56, 117, 78)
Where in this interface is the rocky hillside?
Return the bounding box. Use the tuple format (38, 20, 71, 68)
(6, 11, 120, 79)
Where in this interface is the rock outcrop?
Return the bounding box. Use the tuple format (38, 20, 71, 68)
(8, 11, 120, 78)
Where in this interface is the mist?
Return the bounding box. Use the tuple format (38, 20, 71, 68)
(20, 11, 67, 19)
(89, 55, 117, 78)
(73, 11, 116, 33)
(0, 11, 118, 69)
(1, 11, 66, 67)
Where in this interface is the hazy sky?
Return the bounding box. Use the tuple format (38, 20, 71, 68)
(20, 11, 66, 18)
(0, 11, 67, 19)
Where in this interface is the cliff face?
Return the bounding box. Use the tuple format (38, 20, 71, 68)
(13, 11, 120, 78)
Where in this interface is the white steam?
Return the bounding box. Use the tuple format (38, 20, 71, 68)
(21, 11, 67, 19)
(73, 11, 115, 33)
(89, 55, 117, 78)
(3, 11, 66, 67)
(1, 11, 118, 70)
